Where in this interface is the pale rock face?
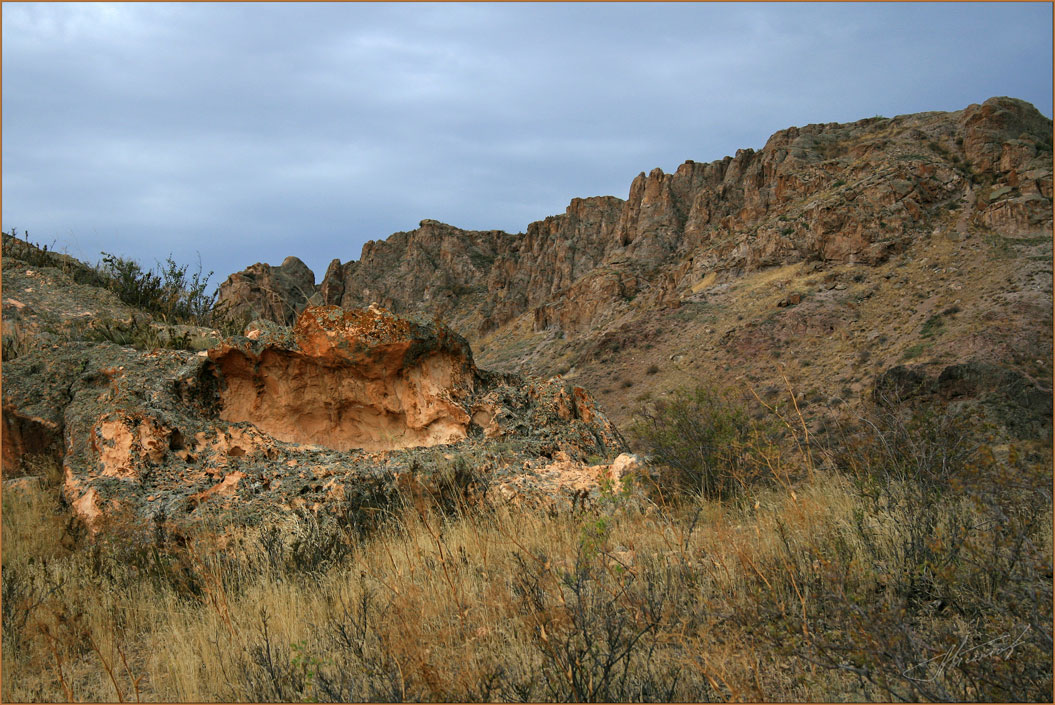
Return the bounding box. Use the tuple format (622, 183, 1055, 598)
(186, 471, 246, 511)
(210, 305, 477, 452)
(492, 452, 643, 509)
(95, 416, 139, 480)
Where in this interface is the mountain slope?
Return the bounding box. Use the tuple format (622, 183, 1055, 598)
(217, 97, 1053, 428)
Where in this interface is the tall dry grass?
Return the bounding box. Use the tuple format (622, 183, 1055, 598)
(3, 396, 1051, 702)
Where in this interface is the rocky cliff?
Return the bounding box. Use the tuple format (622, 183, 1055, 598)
(215, 97, 1053, 431)
(219, 97, 1051, 340)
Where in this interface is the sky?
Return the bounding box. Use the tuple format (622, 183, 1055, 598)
(3, 2, 1052, 289)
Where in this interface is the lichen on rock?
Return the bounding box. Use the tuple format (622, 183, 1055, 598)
(4, 302, 630, 533)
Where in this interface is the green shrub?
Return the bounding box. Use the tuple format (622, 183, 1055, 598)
(919, 313, 945, 339)
(902, 343, 927, 360)
(631, 387, 768, 500)
(97, 252, 216, 324)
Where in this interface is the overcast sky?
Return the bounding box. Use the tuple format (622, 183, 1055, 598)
(3, 2, 1052, 288)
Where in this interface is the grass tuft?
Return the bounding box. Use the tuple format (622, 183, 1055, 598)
(2, 387, 1050, 702)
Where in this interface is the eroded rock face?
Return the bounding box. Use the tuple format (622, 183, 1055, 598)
(210, 306, 477, 451)
(2, 304, 628, 533)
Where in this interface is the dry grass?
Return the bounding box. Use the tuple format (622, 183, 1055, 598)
(3, 401, 1051, 702)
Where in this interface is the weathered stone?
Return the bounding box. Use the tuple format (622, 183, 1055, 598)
(210, 306, 477, 452)
(215, 255, 317, 325)
(3, 304, 628, 533)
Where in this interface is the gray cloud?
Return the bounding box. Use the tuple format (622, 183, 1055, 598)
(3, 2, 1051, 285)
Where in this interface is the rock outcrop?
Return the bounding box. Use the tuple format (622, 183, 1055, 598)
(215, 256, 317, 325)
(319, 219, 515, 335)
(211, 306, 478, 452)
(874, 361, 1053, 440)
(2, 300, 630, 532)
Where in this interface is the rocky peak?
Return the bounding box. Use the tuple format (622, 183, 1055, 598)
(215, 97, 1052, 351)
(3, 96, 1051, 537)
(959, 96, 1054, 175)
(215, 255, 317, 325)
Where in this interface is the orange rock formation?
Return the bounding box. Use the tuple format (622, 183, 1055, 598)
(209, 305, 477, 451)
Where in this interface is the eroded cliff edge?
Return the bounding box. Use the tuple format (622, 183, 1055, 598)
(219, 97, 1052, 341)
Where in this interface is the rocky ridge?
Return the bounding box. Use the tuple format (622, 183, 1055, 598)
(220, 97, 1051, 338)
(216, 97, 1053, 431)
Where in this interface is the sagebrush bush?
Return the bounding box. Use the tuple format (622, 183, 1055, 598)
(630, 386, 772, 500)
(3, 392, 1050, 702)
(97, 251, 216, 325)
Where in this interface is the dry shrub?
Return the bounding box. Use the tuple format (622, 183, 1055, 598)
(630, 386, 775, 501)
(732, 405, 1054, 701)
(2, 395, 1050, 702)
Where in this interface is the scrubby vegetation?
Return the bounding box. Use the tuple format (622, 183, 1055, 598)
(2, 231, 250, 358)
(2, 386, 1051, 702)
(630, 386, 777, 501)
(4, 230, 218, 327)
(95, 251, 216, 324)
